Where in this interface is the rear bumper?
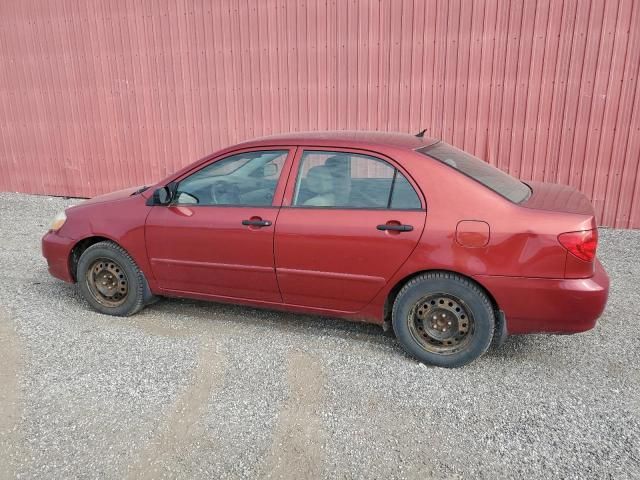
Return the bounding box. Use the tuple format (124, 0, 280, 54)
(475, 259, 609, 334)
(42, 231, 75, 283)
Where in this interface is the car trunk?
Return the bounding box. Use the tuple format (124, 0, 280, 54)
(521, 181, 598, 278)
(521, 181, 595, 217)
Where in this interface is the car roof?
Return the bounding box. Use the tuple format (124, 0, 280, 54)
(161, 131, 440, 185)
(235, 130, 439, 151)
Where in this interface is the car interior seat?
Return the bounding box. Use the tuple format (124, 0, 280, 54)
(324, 155, 351, 206)
(303, 165, 336, 206)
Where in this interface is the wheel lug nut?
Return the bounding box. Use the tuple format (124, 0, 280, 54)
(448, 321, 452, 325)
(441, 314, 446, 318)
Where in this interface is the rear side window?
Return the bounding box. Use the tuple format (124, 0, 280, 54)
(292, 150, 422, 209)
(390, 173, 421, 209)
(418, 142, 531, 203)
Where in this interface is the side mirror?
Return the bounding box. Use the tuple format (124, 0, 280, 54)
(155, 186, 171, 205)
(147, 182, 176, 206)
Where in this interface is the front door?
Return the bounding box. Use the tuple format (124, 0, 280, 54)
(145, 148, 294, 302)
(274, 148, 427, 312)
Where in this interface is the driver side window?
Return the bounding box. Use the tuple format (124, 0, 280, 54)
(175, 150, 288, 206)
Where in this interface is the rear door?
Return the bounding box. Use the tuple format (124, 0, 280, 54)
(274, 148, 426, 312)
(145, 147, 294, 302)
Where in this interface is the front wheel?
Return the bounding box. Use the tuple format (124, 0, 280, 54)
(392, 272, 495, 368)
(77, 241, 150, 316)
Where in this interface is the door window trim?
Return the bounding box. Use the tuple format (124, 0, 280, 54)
(282, 146, 426, 211)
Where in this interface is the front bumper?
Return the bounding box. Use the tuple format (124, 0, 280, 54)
(42, 231, 75, 283)
(475, 259, 610, 334)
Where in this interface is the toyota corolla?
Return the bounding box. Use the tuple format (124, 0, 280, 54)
(42, 131, 609, 367)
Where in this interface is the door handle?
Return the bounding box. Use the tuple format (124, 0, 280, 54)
(377, 224, 413, 232)
(242, 219, 272, 227)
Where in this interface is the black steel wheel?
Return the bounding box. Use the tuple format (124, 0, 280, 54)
(86, 257, 129, 307)
(77, 241, 151, 316)
(409, 294, 474, 354)
(392, 272, 495, 368)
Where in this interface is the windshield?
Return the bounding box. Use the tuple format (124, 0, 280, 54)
(418, 142, 531, 203)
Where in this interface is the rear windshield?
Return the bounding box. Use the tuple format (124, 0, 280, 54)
(418, 142, 531, 203)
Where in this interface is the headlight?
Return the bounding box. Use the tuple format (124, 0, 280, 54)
(49, 211, 67, 231)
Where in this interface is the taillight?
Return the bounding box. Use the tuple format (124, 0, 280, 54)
(558, 229, 598, 262)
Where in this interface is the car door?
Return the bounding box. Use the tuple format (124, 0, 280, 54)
(274, 148, 427, 312)
(145, 147, 294, 302)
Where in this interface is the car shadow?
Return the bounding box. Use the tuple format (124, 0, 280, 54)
(40, 277, 549, 364)
(143, 296, 394, 347)
(143, 297, 548, 362)
(484, 334, 549, 360)
(35, 273, 391, 349)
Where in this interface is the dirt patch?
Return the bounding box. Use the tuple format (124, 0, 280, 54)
(125, 341, 226, 478)
(130, 313, 198, 338)
(0, 308, 24, 479)
(262, 350, 327, 479)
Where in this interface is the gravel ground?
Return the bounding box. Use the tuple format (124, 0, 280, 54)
(0, 191, 639, 479)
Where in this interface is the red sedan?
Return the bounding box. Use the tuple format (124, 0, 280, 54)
(42, 131, 609, 367)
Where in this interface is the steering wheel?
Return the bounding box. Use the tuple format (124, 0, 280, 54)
(210, 180, 240, 204)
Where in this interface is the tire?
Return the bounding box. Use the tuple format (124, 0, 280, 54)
(392, 272, 495, 368)
(77, 241, 151, 316)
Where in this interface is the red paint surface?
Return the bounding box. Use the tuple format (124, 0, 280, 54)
(3, 0, 640, 228)
(42, 132, 609, 334)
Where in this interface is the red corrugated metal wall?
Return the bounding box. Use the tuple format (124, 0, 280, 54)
(1, 0, 639, 227)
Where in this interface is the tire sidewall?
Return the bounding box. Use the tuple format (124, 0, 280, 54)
(392, 275, 494, 368)
(77, 244, 143, 316)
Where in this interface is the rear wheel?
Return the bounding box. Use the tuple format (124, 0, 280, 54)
(392, 272, 495, 368)
(77, 241, 150, 316)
